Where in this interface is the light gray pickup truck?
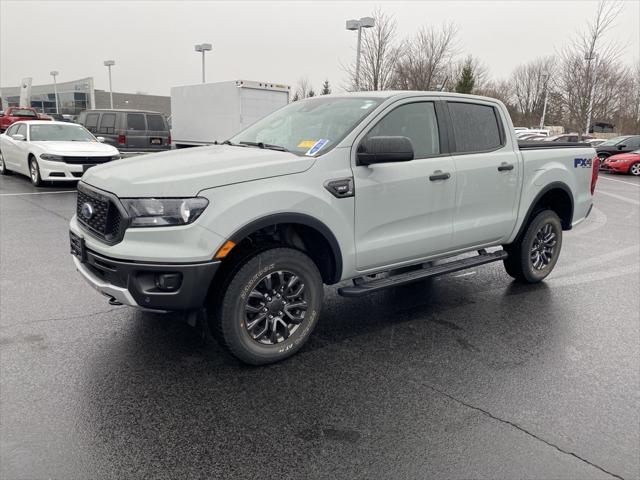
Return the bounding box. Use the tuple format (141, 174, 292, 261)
(69, 92, 599, 364)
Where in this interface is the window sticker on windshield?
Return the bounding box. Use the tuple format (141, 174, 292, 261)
(305, 139, 329, 156)
(298, 140, 317, 149)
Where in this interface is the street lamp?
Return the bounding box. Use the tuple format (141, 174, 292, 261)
(539, 72, 550, 129)
(346, 16, 375, 91)
(50, 70, 59, 114)
(103, 60, 115, 109)
(194, 43, 212, 83)
(584, 52, 597, 137)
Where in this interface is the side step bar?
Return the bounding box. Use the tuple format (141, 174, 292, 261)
(338, 250, 508, 298)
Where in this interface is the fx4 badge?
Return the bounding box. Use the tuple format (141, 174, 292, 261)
(574, 158, 592, 168)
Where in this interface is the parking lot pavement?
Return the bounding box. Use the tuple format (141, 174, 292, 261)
(1, 172, 638, 480)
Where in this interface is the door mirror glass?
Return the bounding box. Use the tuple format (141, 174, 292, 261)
(96, 136, 105, 143)
(357, 136, 414, 166)
(11, 134, 25, 141)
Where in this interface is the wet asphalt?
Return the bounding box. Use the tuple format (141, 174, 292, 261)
(0, 171, 638, 480)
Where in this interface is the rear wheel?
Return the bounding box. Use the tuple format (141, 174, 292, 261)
(503, 210, 563, 283)
(29, 157, 42, 186)
(629, 163, 640, 176)
(211, 247, 323, 365)
(0, 151, 11, 175)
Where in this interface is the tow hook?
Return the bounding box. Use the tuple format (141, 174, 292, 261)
(107, 296, 123, 306)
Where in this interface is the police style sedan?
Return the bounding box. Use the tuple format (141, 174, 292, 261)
(0, 121, 120, 186)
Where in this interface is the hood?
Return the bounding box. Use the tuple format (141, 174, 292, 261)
(82, 145, 316, 197)
(31, 141, 119, 156)
(607, 152, 639, 161)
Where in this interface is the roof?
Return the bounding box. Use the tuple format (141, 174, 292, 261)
(83, 108, 164, 114)
(9, 120, 79, 126)
(309, 90, 505, 104)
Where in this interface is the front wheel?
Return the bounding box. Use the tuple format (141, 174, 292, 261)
(212, 247, 323, 365)
(629, 163, 640, 176)
(0, 151, 11, 175)
(503, 210, 563, 283)
(29, 158, 43, 186)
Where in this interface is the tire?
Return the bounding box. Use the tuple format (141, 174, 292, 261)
(0, 151, 11, 175)
(629, 163, 640, 176)
(212, 247, 323, 365)
(503, 210, 563, 283)
(29, 157, 42, 187)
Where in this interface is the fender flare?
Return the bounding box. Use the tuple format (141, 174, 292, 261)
(228, 212, 343, 284)
(512, 181, 574, 242)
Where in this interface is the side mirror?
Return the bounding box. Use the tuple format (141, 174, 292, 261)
(11, 134, 25, 141)
(96, 136, 105, 143)
(617, 144, 626, 150)
(357, 136, 414, 166)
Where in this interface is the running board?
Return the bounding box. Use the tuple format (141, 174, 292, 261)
(338, 250, 508, 298)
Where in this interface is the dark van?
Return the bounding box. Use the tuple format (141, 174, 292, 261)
(77, 109, 171, 152)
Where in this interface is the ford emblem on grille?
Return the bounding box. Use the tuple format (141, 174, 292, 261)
(80, 202, 94, 220)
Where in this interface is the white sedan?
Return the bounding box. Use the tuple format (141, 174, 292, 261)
(0, 120, 120, 186)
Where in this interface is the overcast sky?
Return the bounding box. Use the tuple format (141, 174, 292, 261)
(1, 0, 638, 96)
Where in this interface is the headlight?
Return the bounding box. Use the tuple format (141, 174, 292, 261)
(121, 197, 209, 227)
(40, 153, 64, 161)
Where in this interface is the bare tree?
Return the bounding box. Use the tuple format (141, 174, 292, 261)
(392, 23, 458, 91)
(343, 8, 399, 91)
(294, 77, 313, 100)
(556, 0, 625, 133)
(509, 57, 556, 127)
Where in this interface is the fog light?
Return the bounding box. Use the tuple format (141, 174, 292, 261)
(155, 273, 182, 291)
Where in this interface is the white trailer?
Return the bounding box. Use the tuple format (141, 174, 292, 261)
(170, 80, 290, 148)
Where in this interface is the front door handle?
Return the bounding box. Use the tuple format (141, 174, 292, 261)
(498, 162, 514, 171)
(429, 170, 451, 181)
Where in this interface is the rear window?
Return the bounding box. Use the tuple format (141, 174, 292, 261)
(448, 102, 503, 153)
(146, 114, 165, 131)
(85, 113, 99, 132)
(127, 113, 146, 131)
(12, 109, 37, 117)
(98, 113, 116, 134)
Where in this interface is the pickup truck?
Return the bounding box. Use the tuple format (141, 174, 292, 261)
(0, 107, 48, 132)
(69, 92, 599, 365)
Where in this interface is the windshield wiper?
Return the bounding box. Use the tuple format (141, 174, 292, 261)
(239, 141, 288, 152)
(221, 140, 248, 147)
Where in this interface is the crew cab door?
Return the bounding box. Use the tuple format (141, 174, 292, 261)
(444, 101, 520, 248)
(352, 100, 456, 271)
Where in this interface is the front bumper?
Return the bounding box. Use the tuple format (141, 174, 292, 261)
(602, 162, 630, 173)
(72, 243, 220, 311)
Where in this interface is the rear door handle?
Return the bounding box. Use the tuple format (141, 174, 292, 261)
(498, 162, 514, 171)
(429, 171, 451, 181)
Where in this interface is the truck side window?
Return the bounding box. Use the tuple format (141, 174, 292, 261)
(99, 113, 116, 134)
(127, 113, 146, 131)
(364, 102, 440, 159)
(85, 113, 99, 133)
(448, 102, 502, 153)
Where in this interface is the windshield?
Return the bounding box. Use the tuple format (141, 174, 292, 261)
(13, 109, 37, 117)
(229, 97, 383, 156)
(30, 124, 96, 142)
(599, 136, 630, 146)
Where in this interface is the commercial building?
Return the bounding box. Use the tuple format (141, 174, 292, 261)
(0, 77, 170, 116)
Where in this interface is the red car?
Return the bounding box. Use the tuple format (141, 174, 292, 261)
(602, 150, 640, 176)
(0, 107, 50, 132)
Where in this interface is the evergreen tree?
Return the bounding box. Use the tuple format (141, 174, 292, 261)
(455, 60, 475, 94)
(307, 89, 315, 97)
(292, 93, 300, 102)
(321, 79, 331, 95)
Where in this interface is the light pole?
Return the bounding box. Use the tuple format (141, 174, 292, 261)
(194, 43, 212, 83)
(346, 17, 375, 91)
(50, 70, 59, 114)
(539, 72, 549, 129)
(103, 60, 115, 109)
(585, 52, 597, 137)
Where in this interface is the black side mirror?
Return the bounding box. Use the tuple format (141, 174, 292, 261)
(618, 144, 626, 150)
(357, 136, 414, 166)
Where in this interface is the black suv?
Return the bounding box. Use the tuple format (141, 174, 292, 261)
(596, 135, 640, 159)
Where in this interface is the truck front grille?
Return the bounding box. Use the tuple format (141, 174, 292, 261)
(76, 183, 125, 244)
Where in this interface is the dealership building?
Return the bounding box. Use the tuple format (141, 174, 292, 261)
(0, 77, 170, 116)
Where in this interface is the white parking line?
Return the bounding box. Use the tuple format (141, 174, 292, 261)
(597, 189, 640, 206)
(0, 190, 76, 197)
(599, 176, 640, 187)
